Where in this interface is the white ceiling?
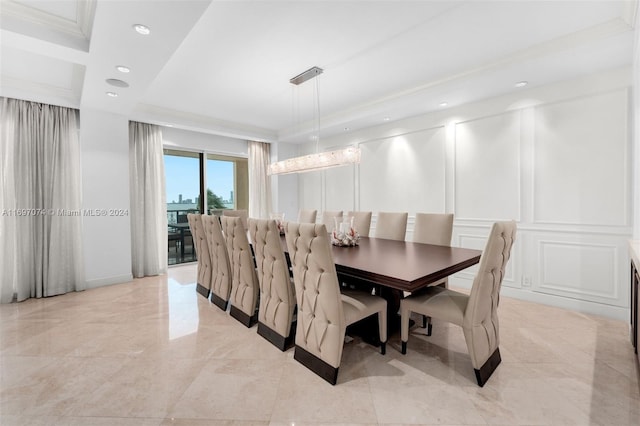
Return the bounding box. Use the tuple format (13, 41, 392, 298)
(0, 0, 637, 143)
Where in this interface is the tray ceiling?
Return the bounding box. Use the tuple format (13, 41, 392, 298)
(0, 0, 636, 142)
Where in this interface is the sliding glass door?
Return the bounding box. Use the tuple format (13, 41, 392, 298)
(164, 150, 202, 265)
(206, 154, 249, 215)
(164, 149, 248, 265)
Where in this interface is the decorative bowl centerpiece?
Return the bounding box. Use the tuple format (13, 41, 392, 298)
(331, 216, 360, 247)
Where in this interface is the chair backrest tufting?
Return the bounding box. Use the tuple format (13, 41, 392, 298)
(187, 213, 212, 291)
(249, 218, 296, 338)
(463, 220, 517, 368)
(201, 214, 232, 303)
(285, 222, 346, 368)
(221, 216, 259, 318)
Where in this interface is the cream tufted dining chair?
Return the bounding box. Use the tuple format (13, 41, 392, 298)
(187, 213, 212, 299)
(412, 213, 455, 329)
(285, 222, 387, 385)
(400, 221, 516, 387)
(248, 218, 297, 350)
(222, 216, 260, 327)
(374, 212, 408, 241)
(321, 210, 342, 231)
(413, 213, 454, 246)
(201, 214, 232, 310)
(347, 211, 372, 237)
(222, 209, 248, 230)
(297, 209, 317, 224)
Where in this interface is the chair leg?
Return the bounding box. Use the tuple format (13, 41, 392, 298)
(377, 309, 387, 354)
(473, 348, 501, 387)
(400, 302, 411, 353)
(422, 315, 432, 336)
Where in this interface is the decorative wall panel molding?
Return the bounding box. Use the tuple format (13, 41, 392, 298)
(359, 127, 446, 213)
(454, 231, 518, 287)
(533, 89, 629, 226)
(535, 240, 621, 305)
(454, 111, 521, 221)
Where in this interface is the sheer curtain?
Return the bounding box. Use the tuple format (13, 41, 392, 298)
(0, 97, 84, 303)
(248, 141, 272, 219)
(129, 121, 167, 278)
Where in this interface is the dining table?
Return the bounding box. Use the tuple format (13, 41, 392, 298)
(281, 234, 482, 342)
(169, 222, 192, 260)
(330, 236, 482, 293)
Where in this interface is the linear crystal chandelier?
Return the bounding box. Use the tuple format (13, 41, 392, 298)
(268, 66, 361, 176)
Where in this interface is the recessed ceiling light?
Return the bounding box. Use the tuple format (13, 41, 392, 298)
(106, 78, 129, 88)
(106, 92, 118, 97)
(133, 24, 151, 35)
(515, 81, 528, 88)
(116, 65, 130, 73)
(383, 117, 390, 121)
(439, 102, 448, 107)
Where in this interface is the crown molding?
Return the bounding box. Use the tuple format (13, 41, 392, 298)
(0, 0, 94, 44)
(132, 104, 278, 142)
(1, 69, 83, 109)
(278, 17, 635, 141)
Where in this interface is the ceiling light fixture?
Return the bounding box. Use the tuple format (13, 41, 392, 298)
(116, 65, 130, 73)
(106, 78, 129, 88)
(106, 92, 118, 97)
(268, 66, 361, 175)
(383, 117, 390, 121)
(439, 101, 448, 107)
(133, 24, 150, 35)
(515, 81, 528, 88)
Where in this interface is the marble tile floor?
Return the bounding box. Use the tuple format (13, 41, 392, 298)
(1, 263, 638, 426)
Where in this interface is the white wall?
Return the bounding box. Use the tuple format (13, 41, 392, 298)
(80, 109, 132, 288)
(300, 67, 632, 320)
(270, 141, 299, 222)
(162, 126, 248, 157)
(633, 16, 640, 241)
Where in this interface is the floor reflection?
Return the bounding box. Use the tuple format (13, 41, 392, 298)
(167, 278, 199, 341)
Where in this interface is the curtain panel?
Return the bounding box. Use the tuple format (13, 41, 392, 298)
(248, 141, 272, 219)
(129, 121, 167, 278)
(0, 97, 84, 303)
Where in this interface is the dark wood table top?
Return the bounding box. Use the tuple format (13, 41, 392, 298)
(282, 235, 482, 293)
(331, 237, 481, 292)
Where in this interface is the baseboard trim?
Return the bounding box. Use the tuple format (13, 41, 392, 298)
(84, 274, 133, 290)
(449, 277, 627, 321)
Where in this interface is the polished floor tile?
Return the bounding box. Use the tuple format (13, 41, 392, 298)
(1, 263, 638, 425)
